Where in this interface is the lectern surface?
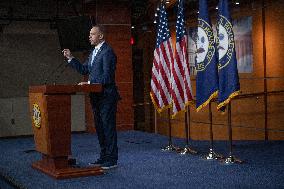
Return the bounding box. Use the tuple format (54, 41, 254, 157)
(29, 84, 102, 94)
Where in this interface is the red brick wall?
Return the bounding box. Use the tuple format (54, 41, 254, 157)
(85, 0, 133, 132)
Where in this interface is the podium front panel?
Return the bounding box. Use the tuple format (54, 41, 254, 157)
(29, 93, 49, 154)
(45, 95, 71, 157)
(29, 93, 71, 157)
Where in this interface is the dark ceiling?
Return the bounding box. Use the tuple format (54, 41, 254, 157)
(0, 0, 265, 26)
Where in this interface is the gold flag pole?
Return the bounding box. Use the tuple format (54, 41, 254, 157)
(179, 106, 197, 155)
(161, 109, 179, 151)
(223, 102, 243, 164)
(203, 102, 223, 160)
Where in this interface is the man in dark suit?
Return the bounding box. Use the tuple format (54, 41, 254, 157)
(62, 25, 120, 170)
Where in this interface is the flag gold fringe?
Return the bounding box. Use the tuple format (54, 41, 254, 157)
(185, 100, 195, 108)
(171, 108, 186, 119)
(196, 91, 218, 112)
(171, 100, 195, 119)
(217, 90, 240, 110)
(150, 92, 172, 114)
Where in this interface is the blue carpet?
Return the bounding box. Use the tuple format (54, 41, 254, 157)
(0, 131, 284, 189)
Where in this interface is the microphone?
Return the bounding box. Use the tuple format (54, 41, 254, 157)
(44, 61, 66, 85)
(53, 63, 70, 85)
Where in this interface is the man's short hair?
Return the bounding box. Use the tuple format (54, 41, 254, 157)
(92, 24, 105, 35)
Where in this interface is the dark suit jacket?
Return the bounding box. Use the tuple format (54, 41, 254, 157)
(69, 42, 120, 101)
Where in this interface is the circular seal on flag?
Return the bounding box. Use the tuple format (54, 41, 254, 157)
(32, 104, 41, 128)
(196, 18, 216, 72)
(217, 15, 235, 69)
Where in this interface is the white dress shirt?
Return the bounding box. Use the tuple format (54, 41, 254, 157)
(90, 41, 105, 65)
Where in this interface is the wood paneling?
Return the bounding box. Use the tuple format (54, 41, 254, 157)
(154, 0, 284, 140)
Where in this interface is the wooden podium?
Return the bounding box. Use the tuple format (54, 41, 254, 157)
(29, 84, 103, 179)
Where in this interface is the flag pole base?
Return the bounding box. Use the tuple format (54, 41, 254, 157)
(203, 148, 223, 160)
(221, 155, 244, 164)
(161, 144, 180, 152)
(178, 145, 197, 155)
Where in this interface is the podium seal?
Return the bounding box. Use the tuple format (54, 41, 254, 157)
(32, 103, 41, 128)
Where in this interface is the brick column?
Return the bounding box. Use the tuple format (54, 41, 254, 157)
(85, 0, 133, 132)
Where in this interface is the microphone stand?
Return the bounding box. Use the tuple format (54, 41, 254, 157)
(44, 61, 65, 85)
(53, 63, 70, 85)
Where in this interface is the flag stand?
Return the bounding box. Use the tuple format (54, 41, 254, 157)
(162, 109, 180, 151)
(222, 102, 243, 164)
(154, 110, 158, 134)
(203, 102, 223, 160)
(179, 106, 197, 155)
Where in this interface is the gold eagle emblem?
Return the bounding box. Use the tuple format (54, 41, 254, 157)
(32, 104, 41, 128)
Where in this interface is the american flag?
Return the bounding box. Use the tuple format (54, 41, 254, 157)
(172, 0, 193, 117)
(150, 2, 174, 112)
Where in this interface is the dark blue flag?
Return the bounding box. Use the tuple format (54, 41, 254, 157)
(217, 0, 240, 110)
(196, 0, 219, 112)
